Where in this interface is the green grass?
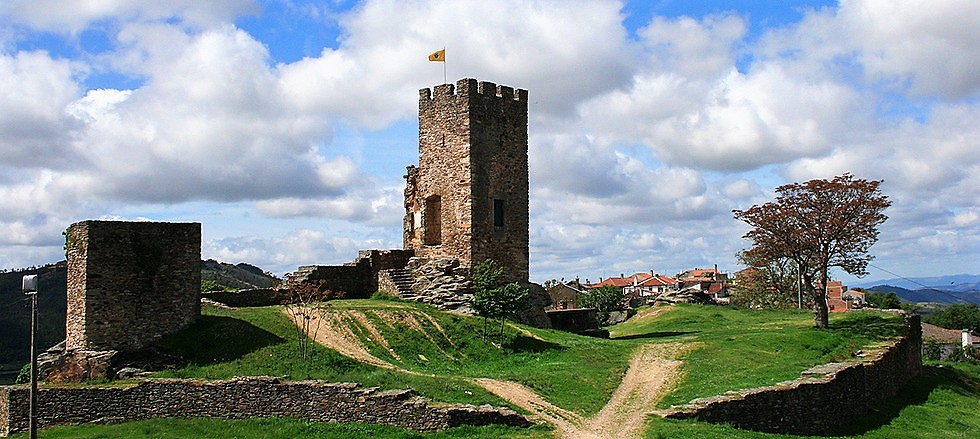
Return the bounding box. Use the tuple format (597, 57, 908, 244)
(7, 417, 552, 439)
(24, 301, 953, 439)
(643, 361, 980, 438)
(151, 304, 507, 408)
(610, 305, 904, 407)
(153, 300, 640, 415)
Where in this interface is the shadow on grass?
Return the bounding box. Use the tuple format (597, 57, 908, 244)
(158, 315, 286, 365)
(830, 365, 978, 436)
(503, 335, 565, 353)
(612, 330, 700, 340)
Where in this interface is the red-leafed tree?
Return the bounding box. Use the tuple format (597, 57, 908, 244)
(733, 174, 891, 328)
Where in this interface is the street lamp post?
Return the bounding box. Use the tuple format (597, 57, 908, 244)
(22, 274, 38, 439)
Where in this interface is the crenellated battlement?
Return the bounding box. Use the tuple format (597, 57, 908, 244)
(419, 78, 527, 103)
(408, 78, 529, 283)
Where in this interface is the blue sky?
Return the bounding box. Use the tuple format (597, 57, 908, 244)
(1, 0, 978, 286)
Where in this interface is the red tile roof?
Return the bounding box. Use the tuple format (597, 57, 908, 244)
(638, 275, 677, 287)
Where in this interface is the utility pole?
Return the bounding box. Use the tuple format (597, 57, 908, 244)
(22, 274, 39, 439)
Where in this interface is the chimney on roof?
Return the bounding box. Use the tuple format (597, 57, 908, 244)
(964, 329, 974, 348)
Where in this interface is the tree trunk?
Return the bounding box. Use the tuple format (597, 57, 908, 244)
(812, 292, 829, 328)
(802, 272, 829, 328)
(812, 267, 830, 329)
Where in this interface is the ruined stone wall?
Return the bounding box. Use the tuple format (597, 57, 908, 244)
(65, 221, 201, 352)
(0, 377, 528, 436)
(406, 78, 529, 283)
(282, 250, 414, 299)
(660, 314, 923, 435)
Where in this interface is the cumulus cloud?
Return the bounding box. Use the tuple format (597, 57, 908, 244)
(0, 51, 81, 168)
(204, 228, 398, 275)
(0, 0, 258, 34)
(1, 0, 979, 282)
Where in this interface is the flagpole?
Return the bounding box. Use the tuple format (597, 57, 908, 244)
(443, 47, 447, 84)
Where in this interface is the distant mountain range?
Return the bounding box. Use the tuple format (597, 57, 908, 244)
(866, 285, 980, 305)
(850, 274, 980, 292)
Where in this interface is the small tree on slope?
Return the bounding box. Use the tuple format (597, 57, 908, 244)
(470, 259, 529, 344)
(733, 174, 890, 328)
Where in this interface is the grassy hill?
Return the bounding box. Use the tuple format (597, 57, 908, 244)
(0, 263, 67, 381)
(200, 259, 279, 290)
(8, 301, 980, 438)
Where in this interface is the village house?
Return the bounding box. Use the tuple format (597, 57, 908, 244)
(547, 280, 588, 310)
(676, 266, 729, 303)
(589, 272, 678, 307)
(843, 289, 866, 308)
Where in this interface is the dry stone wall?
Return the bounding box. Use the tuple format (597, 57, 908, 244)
(0, 377, 528, 436)
(65, 220, 201, 352)
(659, 313, 923, 435)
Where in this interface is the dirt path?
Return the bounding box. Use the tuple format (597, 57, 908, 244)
(473, 343, 688, 439)
(290, 306, 689, 438)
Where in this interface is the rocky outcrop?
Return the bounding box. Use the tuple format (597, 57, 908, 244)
(395, 258, 551, 328)
(35, 342, 186, 384)
(404, 258, 473, 313)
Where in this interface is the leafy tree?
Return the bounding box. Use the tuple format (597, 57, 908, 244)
(926, 304, 980, 331)
(866, 291, 903, 309)
(733, 174, 891, 328)
(200, 280, 227, 292)
(470, 260, 529, 343)
(577, 285, 624, 325)
(731, 251, 800, 310)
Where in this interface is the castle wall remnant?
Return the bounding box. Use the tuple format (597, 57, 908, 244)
(0, 377, 529, 436)
(659, 313, 923, 435)
(404, 78, 529, 283)
(280, 250, 415, 298)
(65, 220, 201, 352)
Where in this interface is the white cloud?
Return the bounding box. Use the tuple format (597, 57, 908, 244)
(0, 51, 81, 168)
(1, 0, 979, 283)
(839, 0, 980, 98)
(0, 0, 258, 33)
(204, 228, 398, 275)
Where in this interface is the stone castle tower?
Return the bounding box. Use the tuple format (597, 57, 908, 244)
(404, 78, 529, 282)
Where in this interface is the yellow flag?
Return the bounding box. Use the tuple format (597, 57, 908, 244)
(428, 49, 445, 62)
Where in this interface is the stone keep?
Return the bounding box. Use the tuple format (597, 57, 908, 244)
(65, 220, 201, 351)
(404, 79, 529, 282)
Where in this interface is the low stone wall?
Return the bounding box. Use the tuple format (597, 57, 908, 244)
(282, 250, 415, 299)
(201, 289, 281, 307)
(659, 314, 922, 435)
(0, 377, 528, 436)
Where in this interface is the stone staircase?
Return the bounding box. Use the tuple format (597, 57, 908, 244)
(379, 268, 416, 299)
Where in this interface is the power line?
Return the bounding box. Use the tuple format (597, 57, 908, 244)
(867, 262, 933, 290)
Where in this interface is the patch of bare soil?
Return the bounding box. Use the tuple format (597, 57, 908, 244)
(291, 306, 691, 438)
(283, 308, 402, 371)
(473, 343, 690, 439)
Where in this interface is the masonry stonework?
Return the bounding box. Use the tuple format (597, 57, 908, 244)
(659, 313, 923, 435)
(405, 79, 530, 283)
(0, 377, 528, 436)
(65, 220, 201, 352)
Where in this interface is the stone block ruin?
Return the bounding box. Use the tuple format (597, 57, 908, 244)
(283, 78, 551, 328)
(41, 220, 201, 382)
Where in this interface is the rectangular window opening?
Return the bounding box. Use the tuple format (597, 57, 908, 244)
(493, 199, 505, 228)
(424, 195, 442, 245)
